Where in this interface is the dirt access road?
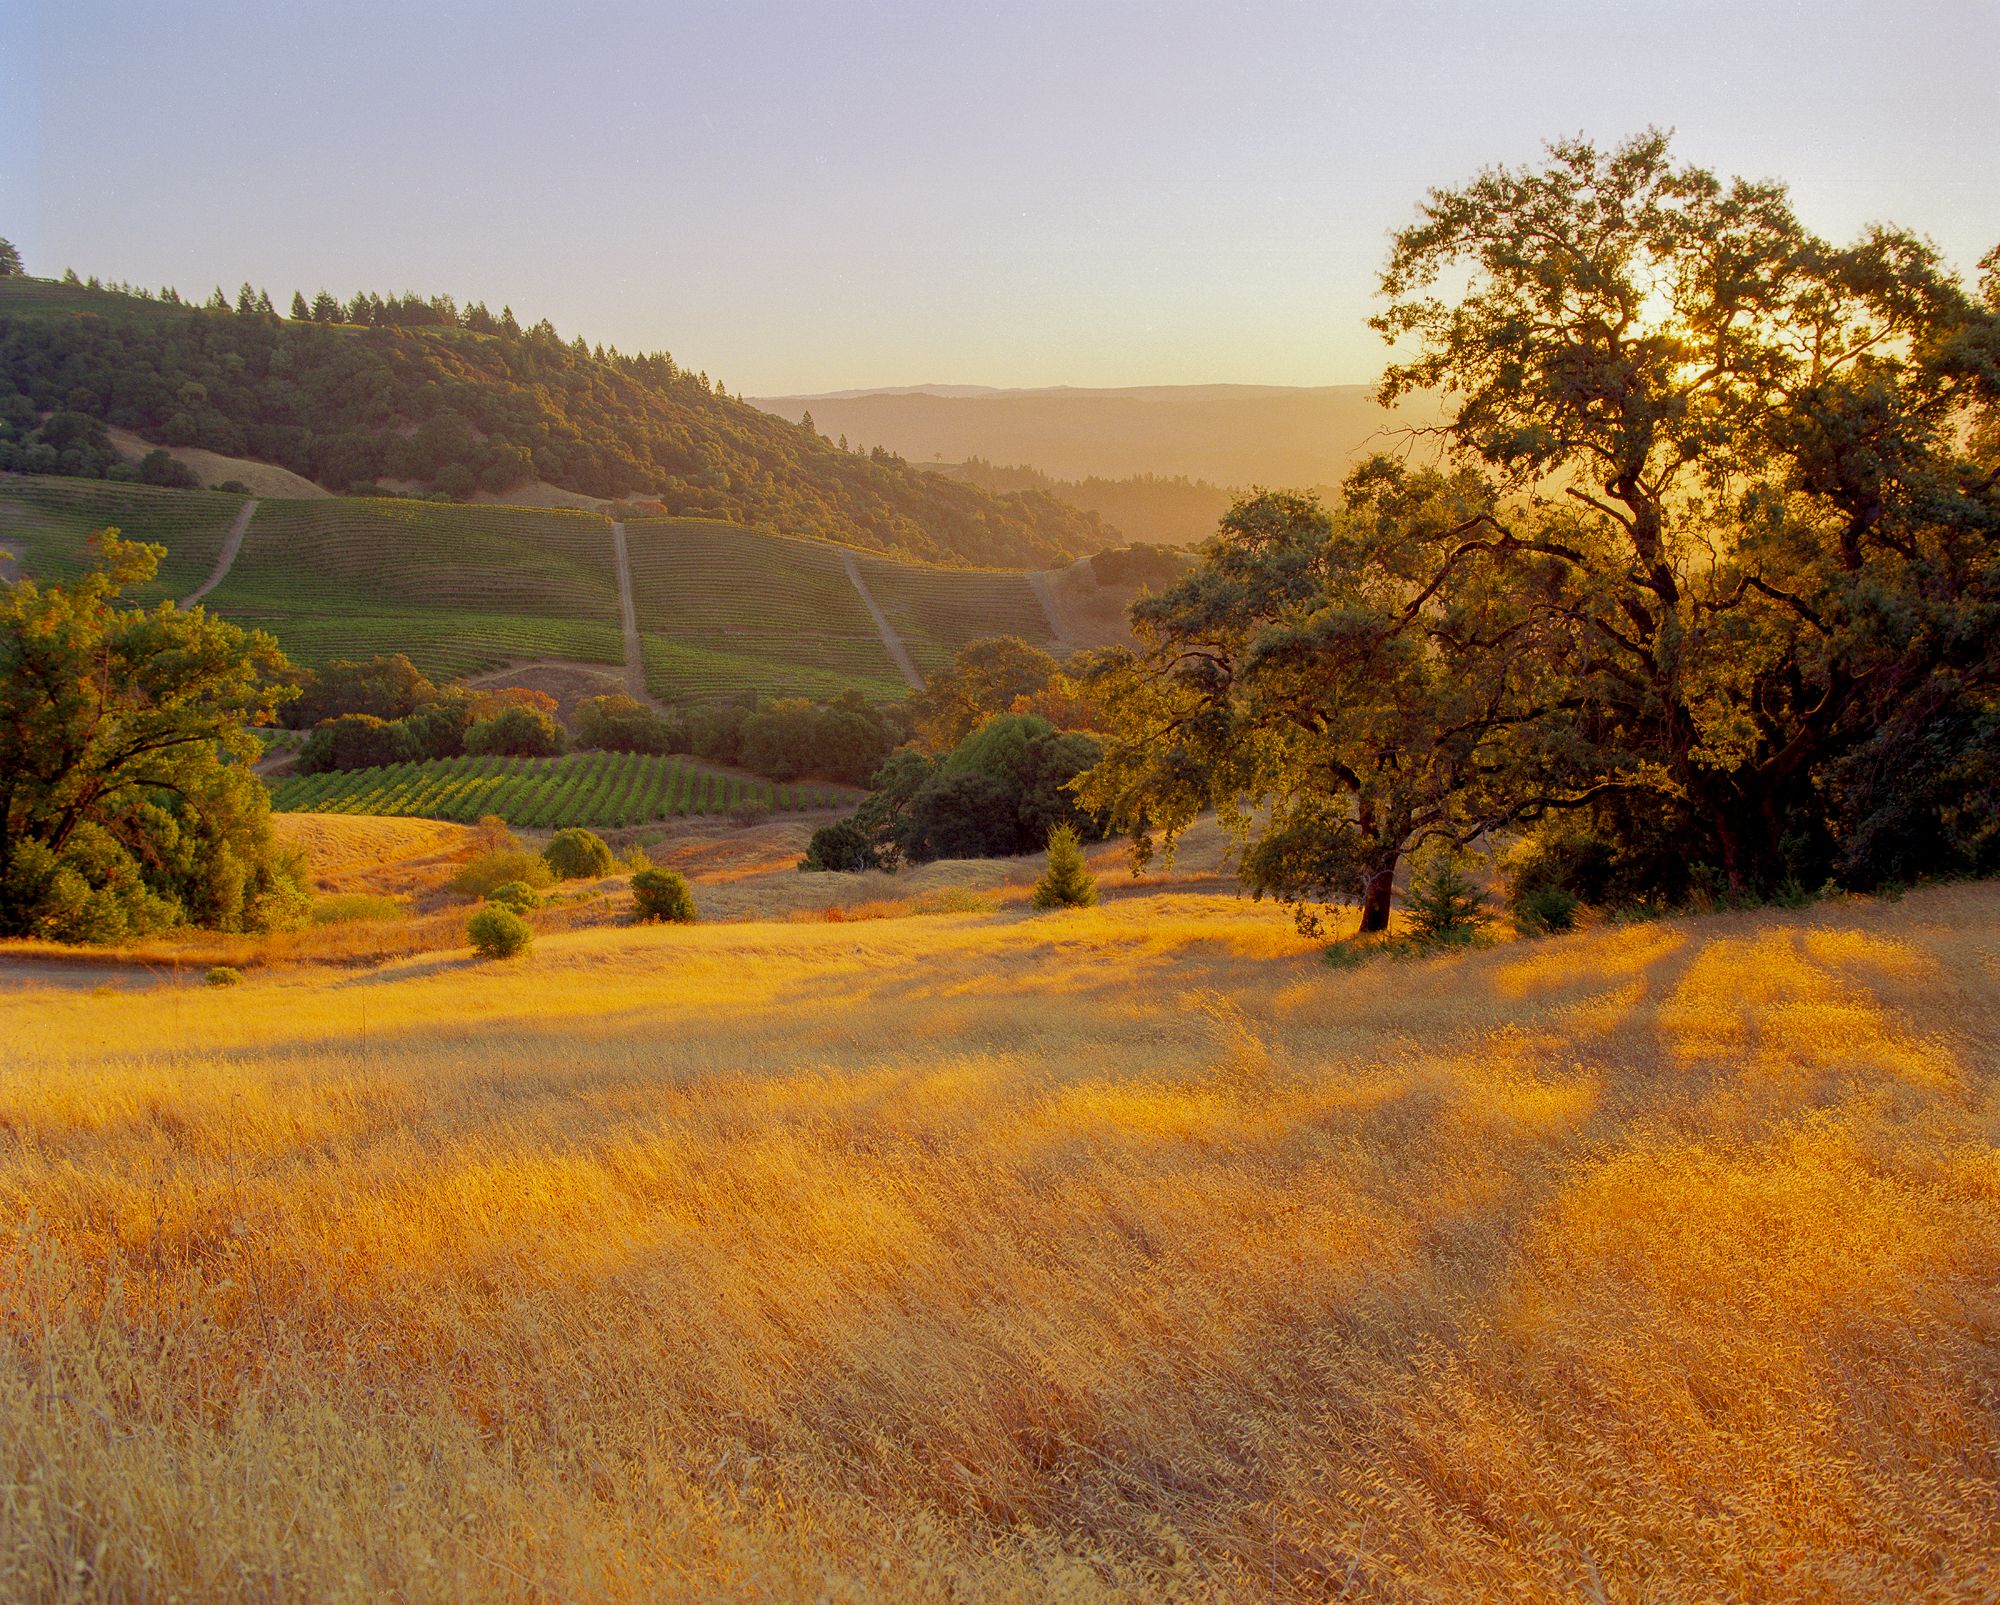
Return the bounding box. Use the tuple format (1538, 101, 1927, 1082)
(180, 498, 259, 606)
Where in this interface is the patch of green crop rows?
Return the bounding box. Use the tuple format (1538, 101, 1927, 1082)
(0, 475, 247, 603)
(624, 517, 909, 701)
(855, 552, 1058, 677)
(269, 752, 841, 828)
(204, 497, 624, 675)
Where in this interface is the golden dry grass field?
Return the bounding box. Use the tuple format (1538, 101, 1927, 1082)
(2, 838, 1998, 1600)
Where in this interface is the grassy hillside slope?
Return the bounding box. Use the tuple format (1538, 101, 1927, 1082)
(0, 277, 1103, 568)
(1, 477, 1071, 698)
(4, 882, 1996, 1599)
(198, 495, 625, 676)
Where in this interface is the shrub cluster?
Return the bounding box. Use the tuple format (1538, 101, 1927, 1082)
(631, 868, 697, 923)
(543, 828, 614, 881)
(803, 714, 1103, 872)
(467, 906, 531, 959)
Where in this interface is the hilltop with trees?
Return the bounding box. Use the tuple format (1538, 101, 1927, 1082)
(0, 276, 1104, 568)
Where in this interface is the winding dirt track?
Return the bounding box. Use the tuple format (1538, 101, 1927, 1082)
(839, 549, 923, 690)
(180, 498, 259, 606)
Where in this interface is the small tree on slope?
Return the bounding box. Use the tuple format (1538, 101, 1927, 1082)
(1032, 825, 1097, 911)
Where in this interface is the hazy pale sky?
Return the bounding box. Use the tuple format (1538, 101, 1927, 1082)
(3, 0, 1994, 393)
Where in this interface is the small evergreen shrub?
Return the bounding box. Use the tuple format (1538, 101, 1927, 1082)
(204, 965, 243, 987)
(1031, 825, 1097, 910)
(485, 880, 540, 914)
(1406, 844, 1489, 945)
(467, 906, 532, 959)
(631, 867, 697, 923)
(544, 828, 614, 881)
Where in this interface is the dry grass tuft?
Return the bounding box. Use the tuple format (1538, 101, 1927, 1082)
(1, 879, 1997, 1600)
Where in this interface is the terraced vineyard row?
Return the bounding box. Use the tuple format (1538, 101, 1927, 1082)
(0, 474, 247, 603)
(205, 497, 625, 674)
(268, 751, 842, 828)
(623, 517, 910, 700)
(855, 553, 1057, 675)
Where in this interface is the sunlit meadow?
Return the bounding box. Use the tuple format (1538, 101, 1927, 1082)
(3, 871, 1997, 1601)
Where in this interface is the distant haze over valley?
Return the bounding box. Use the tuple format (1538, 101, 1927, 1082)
(751, 383, 1434, 489)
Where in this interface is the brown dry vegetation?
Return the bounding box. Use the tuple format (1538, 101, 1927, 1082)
(2, 868, 1998, 1600)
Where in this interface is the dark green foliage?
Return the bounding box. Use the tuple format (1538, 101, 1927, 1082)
(0, 276, 1102, 567)
(138, 448, 199, 489)
(1031, 825, 1097, 910)
(543, 828, 614, 880)
(467, 905, 531, 959)
(631, 867, 697, 923)
(574, 693, 685, 755)
(801, 717, 1103, 871)
(484, 880, 541, 914)
(298, 713, 421, 773)
(1827, 689, 2000, 890)
(737, 693, 899, 785)
(801, 817, 890, 873)
(905, 771, 1024, 860)
(1512, 882, 1579, 936)
(0, 240, 20, 276)
(0, 533, 310, 942)
(205, 965, 243, 987)
(465, 705, 564, 757)
(287, 654, 438, 728)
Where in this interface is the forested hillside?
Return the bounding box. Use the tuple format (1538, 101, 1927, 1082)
(0, 278, 1104, 567)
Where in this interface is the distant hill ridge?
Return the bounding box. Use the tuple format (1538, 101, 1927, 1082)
(0, 276, 1104, 569)
(750, 381, 1435, 488)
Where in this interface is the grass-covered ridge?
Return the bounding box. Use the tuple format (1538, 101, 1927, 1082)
(268, 750, 843, 827)
(2, 882, 1995, 1597)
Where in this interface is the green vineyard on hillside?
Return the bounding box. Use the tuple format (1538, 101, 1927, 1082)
(0, 475, 247, 604)
(267, 751, 843, 829)
(624, 516, 910, 701)
(203, 497, 625, 676)
(855, 552, 1055, 676)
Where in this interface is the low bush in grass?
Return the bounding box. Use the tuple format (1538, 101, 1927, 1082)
(1513, 881, 1580, 935)
(447, 849, 554, 899)
(311, 893, 406, 925)
(204, 965, 243, 987)
(485, 880, 541, 914)
(631, 868, 696, 924)
(544, 828, 614, 881)
(467, 906, 531, 959)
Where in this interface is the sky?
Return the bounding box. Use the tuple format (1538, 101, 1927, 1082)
(3, 0, 1995, 394)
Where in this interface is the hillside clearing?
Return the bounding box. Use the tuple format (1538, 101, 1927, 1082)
(2, 882, 1996, 1600)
